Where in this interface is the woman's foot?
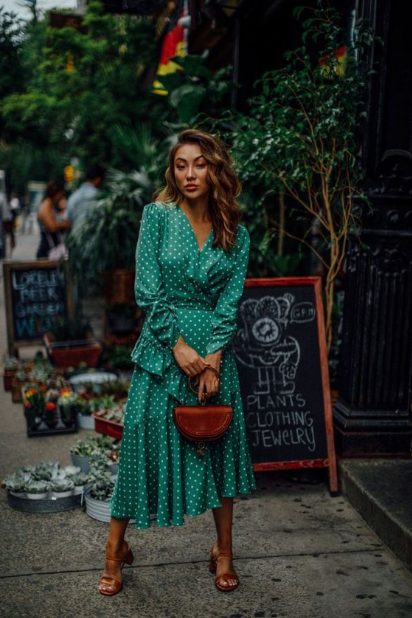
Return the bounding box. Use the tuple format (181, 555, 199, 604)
(209, 542, 239, 592)
(98, 539, 134, 596)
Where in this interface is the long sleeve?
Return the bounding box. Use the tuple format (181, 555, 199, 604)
(205, 224, 250, 355)
(135, 202, 181, 349)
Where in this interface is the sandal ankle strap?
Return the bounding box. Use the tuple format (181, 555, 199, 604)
(216, 550, 233, 558)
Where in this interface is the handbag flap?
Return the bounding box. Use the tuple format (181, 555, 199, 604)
(173, 405, 233, 441)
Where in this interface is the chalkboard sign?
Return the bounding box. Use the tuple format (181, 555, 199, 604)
(234, 277, 337, 492)
(3, 260, 74, 356)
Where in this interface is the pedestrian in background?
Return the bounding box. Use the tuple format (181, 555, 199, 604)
(66, 164, 105, 229)
(0, 189, 15, 257)
(36, 181, 71, 259)
(99, 129, 256, 596)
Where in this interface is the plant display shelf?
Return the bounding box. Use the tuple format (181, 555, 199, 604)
(27, 426, 79, 437)
(93, 415, 123, 440)
(44, 334, 103, 369)
(25, 409, 79, 437)
(7, 491, 82, 513)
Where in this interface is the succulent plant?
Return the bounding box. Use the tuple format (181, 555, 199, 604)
(87, 451, 117, 501)
(72, 472, 89, 486)
(32, 461, 59, 481)
(3, 473, 26, 493)
(70, 435, 115, 457)
(50, 479, 74, 493)
(62, 465, 81, 478)
(4, 357, 20, 370)
(26, 480, 49, 494)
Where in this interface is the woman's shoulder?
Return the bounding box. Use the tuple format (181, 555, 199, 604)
(235, 222, 250, 248)
(142, 200, 176, 222)
(144, 200, 176, 213)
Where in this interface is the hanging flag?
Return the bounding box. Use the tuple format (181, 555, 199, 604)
(153, 0, 189, 96)
(319, 45, 347, 78)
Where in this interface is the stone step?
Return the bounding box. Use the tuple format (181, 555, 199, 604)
(339, 459, 412, 571)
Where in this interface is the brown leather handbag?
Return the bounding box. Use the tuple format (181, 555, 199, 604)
(173, 366, 233, 458)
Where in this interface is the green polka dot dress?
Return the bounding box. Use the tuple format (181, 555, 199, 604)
(110, 201, 256, 528)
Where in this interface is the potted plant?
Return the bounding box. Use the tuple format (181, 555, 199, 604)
(2, 473, 27, 497)
(57, 389, 80, 428)
(226, 4, 371, 349)
(32, 461, 59, 482)
(72, 472, 89, 495)
(3, 462, 84, 512)
(11, 369, 28, 403)
(50, 478, 74, 499)
(84, 452, 116, 523)
(3, 356, 20, 391)
(75, 397, 95, 430)
(23, 385, 46, 432)
(69, 435, 115, 473)
(70, 439, 95, 474)
(44, 318, 102, 369)
(25, 480, 49, 500)
(65, 168, 153, 303)
(44, 388, 60, 429)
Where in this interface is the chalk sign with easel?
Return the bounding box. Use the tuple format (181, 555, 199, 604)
(233, 277, 338, 493)
(3, 260, 74, 356)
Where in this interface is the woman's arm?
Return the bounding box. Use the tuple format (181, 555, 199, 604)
(38, 199, 71, 233)
(135, 202, 182, 349)
(205, 225, 250, 355)
(133, 202, 212, 380)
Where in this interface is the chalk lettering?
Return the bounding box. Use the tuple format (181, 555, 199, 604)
(250, 426, 316, 452)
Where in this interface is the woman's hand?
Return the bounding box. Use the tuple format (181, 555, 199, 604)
(193, 351, 223, 403)
(172, 336, 211, 377)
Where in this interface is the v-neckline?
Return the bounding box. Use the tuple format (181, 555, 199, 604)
(175, 202, 213, 253)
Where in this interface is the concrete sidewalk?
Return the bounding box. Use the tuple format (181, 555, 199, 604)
(1, 228, 412, 618)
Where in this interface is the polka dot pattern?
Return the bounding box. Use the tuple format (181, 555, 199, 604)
(110, 201, 256, 528)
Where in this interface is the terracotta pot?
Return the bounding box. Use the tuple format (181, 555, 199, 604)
(44, 334, 102, 369)
(11, 379, 25, 403)
(3, 369, 16, 391)
(103, 270, 135, 305)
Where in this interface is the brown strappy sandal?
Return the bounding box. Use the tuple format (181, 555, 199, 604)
(98, 541, 134, 596)
(209, 545, 239, 592)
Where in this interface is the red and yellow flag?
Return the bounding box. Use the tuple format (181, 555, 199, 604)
(153, 0, 188, 96)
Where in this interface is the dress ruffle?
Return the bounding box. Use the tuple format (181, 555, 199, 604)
(130, 328, 189, 405)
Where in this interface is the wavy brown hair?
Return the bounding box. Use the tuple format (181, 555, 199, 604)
(154, 129, 242, 252)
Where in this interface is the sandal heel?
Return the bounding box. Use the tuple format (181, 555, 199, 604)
(209, 558, 217, 574)
(124, 548, 134, 565)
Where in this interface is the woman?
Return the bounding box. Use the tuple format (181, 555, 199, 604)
(99, 129, 256, 596)
(36, 181, 71, 259)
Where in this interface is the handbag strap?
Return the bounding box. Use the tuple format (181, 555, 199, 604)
(188, 365, 220, 397)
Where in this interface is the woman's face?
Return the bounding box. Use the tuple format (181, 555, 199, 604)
(173, 143, 210, 201)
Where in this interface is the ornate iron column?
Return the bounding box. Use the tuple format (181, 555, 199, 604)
(334, 0, 412, 455)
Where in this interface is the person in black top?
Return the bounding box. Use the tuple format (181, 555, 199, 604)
(36, 181, 71, 259)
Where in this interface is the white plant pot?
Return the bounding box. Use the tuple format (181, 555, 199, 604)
(26, 492, 48, 500)
(10, 491, 26, 498)
(84, 489, 135, 524)
(51, 490, 73, 499)
(78, 414, 95, 430)
(85, 490, 112, 523)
